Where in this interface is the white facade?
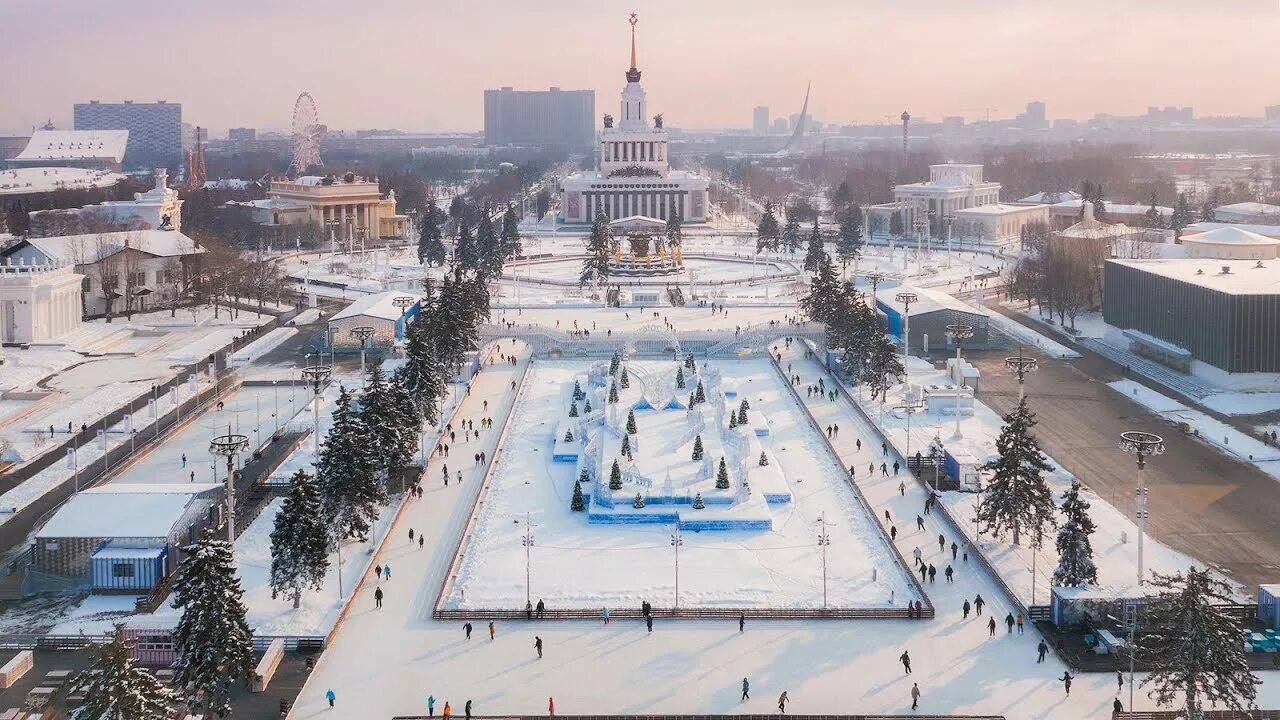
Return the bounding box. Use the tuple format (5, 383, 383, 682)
(0, 260, 83, 343)
(28, 169, 183, 236)
(953, 203, 1050, 244)
(1183, 226, 1280, 260)
(865, 164, 1002, 240)
(557, 23, 708, 225)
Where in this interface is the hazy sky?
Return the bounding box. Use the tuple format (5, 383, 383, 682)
(4, 0, 1280, 134)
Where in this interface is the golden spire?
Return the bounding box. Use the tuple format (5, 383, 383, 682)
(626, 13, 642, 82)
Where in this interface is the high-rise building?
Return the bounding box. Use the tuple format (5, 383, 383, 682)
(752, 106, 770, 135)
(228, 128, 257, 141)
(1025, 101, 1046, 127)
(772, 117, 789, 134)
(483, 87, 595, 150)
(74, 100, 182, 169)
(1265, 106, 1280, 122)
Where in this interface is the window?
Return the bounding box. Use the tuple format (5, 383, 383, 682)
(131, 271, 146, 287)
(136, 635, 173, 651)
(112, 562, 135, 578)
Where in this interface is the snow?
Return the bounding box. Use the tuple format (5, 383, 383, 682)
(228, 327, 296, 366)
(16, 230, 204, 265)
(37, 484, 217, 538)
(1201, 392, 1280, 416)
(164, 329, 244, 363)
(330, 290, 418, 322)
(1108, 258, 1280, 295)
(984, 308, 1082, 359)
(0, 167, 126, 196)
(12, 130, 128, 163)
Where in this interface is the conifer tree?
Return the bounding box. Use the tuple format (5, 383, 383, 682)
(609, 459, 622, 490)
(455, 217, 480, 270)
(360, 364, 413, 483)
(684, 353, 696, 371)
(500, 204, 523, 259)
(1143, 191, 1165, 229)
(633, 493, 646, 509)
(568, 401, 579, 418)
(1170, 192, 1193, 243)
(1137, 567, 1259, 715)
(675, 365, 686, 389)
(417, 199, 447, 266)
(171, 534, 255, 718)
(729, 412, 738, 429)
(583, 398, 593, 414)
(610, 351, 621, 376)
(861, 335, 906, 402)
(664, 207, 683, 248)
(688, 392, 695, 408)
(781, 213, 802, 254)
(581, 210, 614, 286)
(626, 409, 637, 434)
(578, 467, 590, 484)
(756, 202, 781, 252)
(620, 366, 630, 388)
(691, 435, 704, 461)
(476, 205, 503, 278)
(572, 379, 584, 400)
(716, 457, 730, 489)
(620, 434, 632, 458)
(692, 492, 705, 509)
(835, 204, 863, 275)
(570, 479, 586, 512)
(737, 398, 749, 425)
(72, 626, 178, 720)
(889, 211, 904, 237)
(694, 380, 706, 404)
(759, 450, 769, 466)
(397, 309, 443, 424)
(608, 381, 619, 404)
(800, 253, 841, 324)
(270, 469, 330, 608)
(564, 429, 574, 442)
(804, 220, 826, 272)
(317, 385, 384, 541)
(1052, 480, 1098, 587)
(976, 397, 1056, 546)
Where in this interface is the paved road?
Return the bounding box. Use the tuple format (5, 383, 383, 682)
(966, 346, 1280, 590)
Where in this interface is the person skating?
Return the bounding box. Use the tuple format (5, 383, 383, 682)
(777, 691, 789, 714)
(602, 607, 609, 625)
(937, 533, 945, 552)
(534, 636, 543, 659)
(1004, 612, 1014, 633)
(893, 460, 900, 475)
(915, 515, 925, 531)
(944, 565, 954, 582)
(881, 463, 888, 477)
(1037, 639, 1048, 663)
(899, 650, 911, 674)
(465, 700, 472, 718)
(987, 617, 997, 637)
(464, 622, 472, 640)
(890, 525, 897, 541)
(882, 442, 887, 456)
(739, 613, 745, 632)
(383, 563, 391, 580)
(443, 701, 452, 718)
(856, 438, 862, 451)
(741, 678, 750, 701)
(326, 689, 336, 708)
(428, 694, 435, 716)
(375, 565, 382, 580)
(1060, 671, 1072, 695)
(962, 600, 971, 619)
(927, 564, 936, 583)
(646, 615, 653, 633)
(912, 546, 922, 567)
(951, 541, 959, 560)
(536, 598, 545, 618)
(1113, 697, 1123, 714)
(910, 682, 921, 711)
(409, 528, 415, 542)
(883, 509, 890, 523)
(419, 536, 425, 549)
(1117, 670, 1124, 691)
(1016, 613, 1024, 634)
(548, 697, 555, 717)
(919, 564, 927, 583)
(974, 594, 985, 614)
(374, 586, 383, 609)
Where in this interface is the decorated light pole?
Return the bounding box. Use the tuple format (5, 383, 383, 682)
(1003, 346, 1038, 403)
(1118, 431, 1165, 586)
(208, 430, 249, 543)
(945, 323, 974, 439)
(816, 512, 832, 609)
(894, 292, 918, 385)
(864, 272, 884, 307)
(350, 326, 376, 381)
(893, 400, 925, 465)
(301, 362, 332, 457)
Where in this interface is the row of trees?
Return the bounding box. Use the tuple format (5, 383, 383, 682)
(756, 202, 864, 276)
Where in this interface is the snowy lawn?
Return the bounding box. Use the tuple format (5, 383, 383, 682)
(448, 360, 913, 610)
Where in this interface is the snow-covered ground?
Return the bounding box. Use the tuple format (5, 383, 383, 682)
(448, 360, 913, 610)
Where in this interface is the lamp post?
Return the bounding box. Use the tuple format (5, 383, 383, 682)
(209, 430, 249, 543)
(945, 324, 974, 439)
(350, 326, 376, 382)
(944, 213, 955, 267)
(816, 512, 832, 609)
(392, 296, 416, 352)
(522, 512, 535, 608)
(301, 363, 332, 457)
(1118, 430, 1165, 586)
(894, 292, 918, 385)
(893, 400, 924, 464)
(864, 272, 884, 307)
(670, 524, 683, 609)
(1004, 346, 1038, 403)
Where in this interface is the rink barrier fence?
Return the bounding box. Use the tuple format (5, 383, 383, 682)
(434, 606, 924, 620)
(394, 715, 1007, 720)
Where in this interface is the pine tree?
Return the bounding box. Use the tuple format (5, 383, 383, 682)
(360, 364, 413, 483)
(620, 366, 630, 389)
(633, 492, 646, 509)
(270, 470, 330, 608)
(570, 480, 586, 512)
(737, 398, 749, 425)
(581, 210, 614, 286)
(609, 459, 622, 490)
(417, 199, 447, 266)
(716, 457, 730, 489)
(455, 217, 480, 270)
(583, 398, 593, 414)
(72, 626, 179, 720)
(316, 386, 384, 542)
(694, 380, 706, 404)
(976, 397, 1056, 546)
(568, 401, 579, 418)
(759, 450, 769, 466)
(692, 435, 704, 461)
(610, 351, 621, 376)
(476, 205, 502, 277)
(564, 429, 574, 442)
(835, 204, 863, 275)
(861, 335, 905, 402)
(756, 202, 781, 252)
(626, 409, 637, 434)
(608, 381, 619, 404)
(1170, 192, 1193, 243)
(830, 180, 853, 214)
(397, 298, 444, 424)
(800, 253, 841, 324)
(692, 492, 705, 509)
(500, 204, 523, 259)
(688, 392, 695, 408)
(684, 353, 696, 371)
(665, 207, 683, 248)
(620, 434, 632, 458)
(572, 379, 584, 400)
(728, 412, 738, 429)
(1143, 191, 1164, 229)
(1137, 567, 1260, 715)
(781, 213, 802, 254)
(675, 365, 686, 389)
(171, 534, 255, 718)
(1052, 480, 1098, 587)
(578, 467, 590, 484)
(804, 220, 826, 272)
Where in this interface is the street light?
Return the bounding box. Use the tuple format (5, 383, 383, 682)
(893, 400, 924, 465)
(670, 524, 683, 609)
(1118, 430, 1165, 586)
(894, 292, 918, 385)
(864, 272, 884, 307)
(301, 363, 332, 457)
(392, 296, 416, 351)
(350, 326, 376, 381)
(945, 324, 974, 439)
(522, 512, 536, 608)
(816, 512, 832, 610)
(1004, 346, 1038, 403)
(209, 429, 249, 543)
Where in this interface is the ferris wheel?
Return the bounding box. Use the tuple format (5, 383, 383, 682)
(289, 91, 324, 174)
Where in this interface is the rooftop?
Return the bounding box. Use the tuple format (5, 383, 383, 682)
(4, 230, 204, 264)
(331, 290, 420, 322)
(1185, 222, 1280, 239)
(1183, 226, 1280, 247)
(13, 130, 128, 163)
(0, 167, 127, 196)
(954, 203, 1045, 216)
(1108, 258, 1280, 295)
(38, 483, 219, 539)
(877, 284, 990, 318)
(1214, 201, 1280, 216)
(1051, 199, 1172, 216)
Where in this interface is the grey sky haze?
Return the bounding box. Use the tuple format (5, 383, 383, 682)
(3, 0, 1279, 134)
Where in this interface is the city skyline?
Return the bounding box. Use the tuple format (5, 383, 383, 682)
(4, 0, 1280, 134)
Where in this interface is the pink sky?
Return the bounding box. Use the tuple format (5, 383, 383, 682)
(4, 0, 1280, 134)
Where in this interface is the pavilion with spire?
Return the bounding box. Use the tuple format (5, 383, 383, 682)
(557, 14, 709, 225)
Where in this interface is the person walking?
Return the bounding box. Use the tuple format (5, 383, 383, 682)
(534, 636, 543, 659)
(646, 615, 653, 633)
(910, 683, 921, 711)
(488, 621, 495, 640)
(741, 678, 750, 701)
(1037, 639, 1048, 663)
(443, 702, 452, 718)
(1060, 671, 1073, 695)
(1005, 612, 1015, 634)
(962, 600, 971, 619)
(1016, 613, 1025, 634)
(974, 594, 985, 615)
(899, 650, 912, 674)
(1117, 670, 1124, 691)
(464, 622, 472, 640)
(739, 613, 745, 632)
(465, 700, 472, 719)
(374, 586, 383, 609)
(987, 616, 997, 637)
(548, 697, 555, 717)
(326, 689, 336, 708)
(777, 691, 789, 714)
(428, 695, 435, 716)
(602, 607, 609, 625)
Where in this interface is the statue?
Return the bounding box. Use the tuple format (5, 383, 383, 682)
(603, 114, 614, 129)
(653, 113, 663, 129)
(157, 213, 173, 231)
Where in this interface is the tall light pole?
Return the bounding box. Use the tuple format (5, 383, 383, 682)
(945, 324, 974, 439)
(894, 292, 918, 385)
(893, 400, 924, 464)
(944, 213, 955, 267)
(209, 429, 249, 543)
(1118, 431, 1165, 586)
(392, 296, 416, 352)
(301, 363, 332, 457)
(1004, 346, 1038, 403)
(670, 524, 683, 609)
(864, 272, 884, 307)
(816, 512, 832, 610)
(350, 326, 375, 382)
(522, 512, 536, 608)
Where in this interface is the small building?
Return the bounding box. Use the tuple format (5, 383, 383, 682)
(27, 169, 184, 236)
(952, 203, 1049, 245)
(875, 285, 991, 354)
(1181, 226, 1280, 260)
(231, 174, 409, 246)
(865, 164, 1002, 241)
(0, 260, 83, 343)
(1213, 201, 1280, 226)
(1019, 190, 1081, 205)
(1, 229, 204, 317)
(9, 130, 129, 172)
(1048, 199, 1171, 231)
(32, 483, 223, 591)
(327, 290, 421, 349)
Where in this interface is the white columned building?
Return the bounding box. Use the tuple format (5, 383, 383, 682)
(557, 16, 709, 225)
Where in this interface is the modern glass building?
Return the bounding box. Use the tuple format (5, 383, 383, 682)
(74, 100, 182, 169)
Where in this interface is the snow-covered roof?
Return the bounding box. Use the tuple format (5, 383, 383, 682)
(879, 285, 989, 318)
(1214, 201, 1280, 216)
(1058, 216, 1140, 240)
(953, 203, 1044, 216)
(203, 178, 253, 190)
(1108, 258, 1280, 295)
(1183, 226, 1280, 247)
(1051, 199, 1172, 216)
(330, 290, 419, 322)
(1186, 222, 1280, 239)
(1019, 191, 1081, 204)
(92, 545, 166, 559)
(38, 483, 219, 539)
(0, 167, 127, 196)
(13, 130, 128, 163)
(7, 230, 204, 264)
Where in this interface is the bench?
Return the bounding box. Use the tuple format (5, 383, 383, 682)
(251, 638, 284, 693)
(0, 652, 32, 689)
(1096, 629, 1126, 654)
